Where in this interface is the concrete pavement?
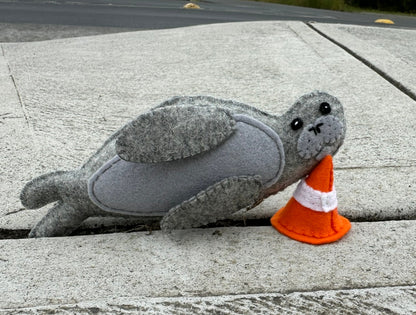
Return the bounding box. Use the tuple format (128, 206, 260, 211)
(312, 23, 416, 99)
(0, 21, 415, 312)
(1, 223, 416, 312)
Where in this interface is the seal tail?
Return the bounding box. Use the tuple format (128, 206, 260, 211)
(20, 171, 68, 209)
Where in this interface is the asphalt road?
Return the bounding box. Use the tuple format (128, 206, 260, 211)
(0, 0, 415, 42)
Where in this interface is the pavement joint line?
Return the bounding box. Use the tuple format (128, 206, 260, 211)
(336, 164, 416, 170)
(1, 44, 35, 132)
(306, 22, 416, 103)
(1, 216, 415, 240)
(8, 75, 32, 130)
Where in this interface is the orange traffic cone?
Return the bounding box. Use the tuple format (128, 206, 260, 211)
(271, 155, 351, 245)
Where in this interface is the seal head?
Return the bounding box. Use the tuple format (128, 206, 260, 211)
(284, 91, 345, 160)
(266, 91, 346, 193)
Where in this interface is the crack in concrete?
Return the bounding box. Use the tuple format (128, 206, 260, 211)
(2, 284, 415, 312)
(0, 112, 22, 124)
(4, 208, 27, 216)
(306, 22, 416, 102)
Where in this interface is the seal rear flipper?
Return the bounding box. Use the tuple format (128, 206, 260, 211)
(29, 202, 89, 237)
(160, 175, 263, 231)
(20, 171, 68, 209)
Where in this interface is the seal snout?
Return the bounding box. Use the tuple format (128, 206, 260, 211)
(297, 115, 344, 160)
(308, 122, 324, 136)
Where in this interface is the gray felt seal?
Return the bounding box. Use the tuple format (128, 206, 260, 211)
(20, 91, 347, 237)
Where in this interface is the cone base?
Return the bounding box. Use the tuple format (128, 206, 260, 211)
(271, 207, 351, 245)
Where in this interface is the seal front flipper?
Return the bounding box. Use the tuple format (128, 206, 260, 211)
(160, 175, 262, 230)
(116, 105, 236, 163)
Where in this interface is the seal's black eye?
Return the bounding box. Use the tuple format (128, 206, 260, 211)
(319, 102, 331, 115)
(291, 118, 303, 131)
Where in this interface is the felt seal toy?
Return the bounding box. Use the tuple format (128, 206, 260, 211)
(20, 91, 346, 237)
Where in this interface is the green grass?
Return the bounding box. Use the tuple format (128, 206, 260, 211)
(250, 0, 416, 14)
(251, 0, 346, 11)
(343, 5, 416, 16)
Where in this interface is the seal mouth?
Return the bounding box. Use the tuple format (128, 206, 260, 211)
(315, 146, 333, 160)
(315, 134, 344, 160)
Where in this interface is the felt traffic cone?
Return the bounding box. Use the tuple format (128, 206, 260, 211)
(271, 155, 351, 245)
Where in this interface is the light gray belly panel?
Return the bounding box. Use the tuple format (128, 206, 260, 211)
(88, 114, 284, 216)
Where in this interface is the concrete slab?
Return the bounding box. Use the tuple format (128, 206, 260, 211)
(1, 21, 415, 231)
(1, 221, 415, 309)
(312, 23, 416, 98)
(0, 48, 38, 227)
(3, 286, 416, 314)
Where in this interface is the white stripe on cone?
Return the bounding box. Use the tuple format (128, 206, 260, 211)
(293, 179, 337, 213)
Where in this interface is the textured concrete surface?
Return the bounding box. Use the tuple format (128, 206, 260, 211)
(1, 222, 415, 309)
(0, 20, 415, 313)
(0, 47, 34, 227)
(3, 286, 416, 314)
(312, 23, 416, 97)
(0, 21, 415, 231)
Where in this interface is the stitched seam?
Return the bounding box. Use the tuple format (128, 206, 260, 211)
(162, 175, 262, 227)
(89, 157, 166, 216)
(279, 221, 337, 238)
(233, 114, 285, 187)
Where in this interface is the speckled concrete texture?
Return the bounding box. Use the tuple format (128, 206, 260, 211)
(312, 23, 416, 97)
(3, 286, 416, 314)
(1, 222, 415, 310)
(0, 20, 415, 313)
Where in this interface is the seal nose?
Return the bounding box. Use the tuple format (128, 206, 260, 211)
(309, 123, 324, 135)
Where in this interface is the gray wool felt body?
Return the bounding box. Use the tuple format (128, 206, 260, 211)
(21, 91, 346, 237)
